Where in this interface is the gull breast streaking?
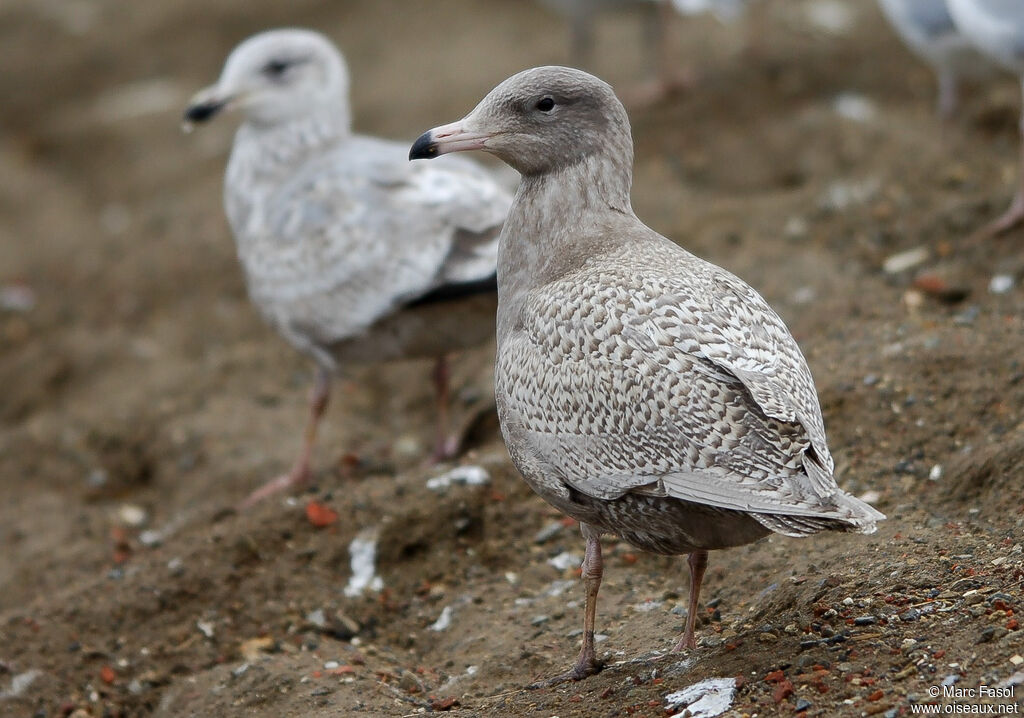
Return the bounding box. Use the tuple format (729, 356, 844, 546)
(410, 66, 883, 685)
(184, 29, 512, 507)
(947, 0, 1024, 237)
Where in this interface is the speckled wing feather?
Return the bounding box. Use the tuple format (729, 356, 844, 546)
(229, 134, 510, 366)
(497, 234, 880, 530)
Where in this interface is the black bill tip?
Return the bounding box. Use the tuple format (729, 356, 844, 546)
(409, 130, 438, 160)
(183, 100, 226, 125)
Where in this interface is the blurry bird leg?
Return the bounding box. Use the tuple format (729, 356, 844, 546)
(625, 1, 693, 109)
(431, 355, 460, 460)
(975, 86, 1024, 239)
(673, 549, 709, 651)
(238, 366, 331, 509)
(530, 525, 606, 688)
(936, 69, 959, 121)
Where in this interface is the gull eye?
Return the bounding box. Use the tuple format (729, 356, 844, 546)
(262, 59, 291, 78)
(535, 97, 555, 112)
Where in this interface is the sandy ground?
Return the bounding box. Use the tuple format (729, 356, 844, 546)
(1, 0, 1024, 716)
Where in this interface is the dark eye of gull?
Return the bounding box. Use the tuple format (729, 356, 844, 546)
(535, 97, 555, 112)
(262, 59, 292, 78)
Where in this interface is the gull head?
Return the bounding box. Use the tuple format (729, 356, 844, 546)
(183, 28, 349, 131)
(410, 66, 632, 178)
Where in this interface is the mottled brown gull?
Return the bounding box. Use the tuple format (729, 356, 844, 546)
(410, 66, 884, 684)
(184, 29, 512, 507)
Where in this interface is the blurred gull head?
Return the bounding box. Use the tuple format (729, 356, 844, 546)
(183, 28, 349, 131)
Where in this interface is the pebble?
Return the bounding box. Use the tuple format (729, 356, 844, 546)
(795, 697, 813, 712)
(138, 530, 162, 547)
(953, 305, 980, 326)
(531, 615, 550, 626)
(853, 616, 877, 626)
(429, 606, 454, 632)
(899, 608, 921, 622)
(833, 93, 876, 123)
(1010, 655, 1023, 666)
(0, 284, 36, 313)
(989, 275, 1014, 294)
(533, 521, 563, 544)
(664, 676, 736, 717)
(882, 247, 928, 274)
(547, 552, 581, 571)
(425, 465, 489, 491)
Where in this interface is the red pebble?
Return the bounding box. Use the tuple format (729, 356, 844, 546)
(304, 501, 338, 528)
(100, 666, 116, 684)
(773, 679, 794, 703)
(429, 696, 459, 711)
(765, 670, 786, 683)
(867, 689, 884, 701)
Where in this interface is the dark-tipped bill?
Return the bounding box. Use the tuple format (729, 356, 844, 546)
(409, 121, 489, 160)
(183, 100, 227, 124)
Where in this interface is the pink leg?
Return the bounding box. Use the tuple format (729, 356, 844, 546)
(530, 524, 605, 688)
(975, 84, 1024, 238)
(673, 550, 709, 652)
(937, 68, 959, 121)
(238, 366, 331, 509)
(624, 1, 694, 109)
(431, 355, 460, 461)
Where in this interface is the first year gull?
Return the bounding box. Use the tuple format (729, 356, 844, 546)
(947, 0, 1024, 236)
(410, 66, 884, 684)
(876, 0, 993, 118)
(184, 29, 512, 507)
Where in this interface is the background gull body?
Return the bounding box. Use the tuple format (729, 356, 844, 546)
(876, 0, 993, 117)
(536, 0, 751, 105)
(410, 65, 883, 684)
(185, 29, 512, 506)
(947, 0, 1024, 236)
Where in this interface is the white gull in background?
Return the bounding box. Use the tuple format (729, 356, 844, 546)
(876, 0, 994, 117)
(947, 0, 1024, 236)
(410, 66, 883, 684)
(536, 0, 751, 105)
(184, 29, 512, 507)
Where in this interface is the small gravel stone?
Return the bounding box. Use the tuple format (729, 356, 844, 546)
(533, 521, 563, 544)
(795, 697, 812, 712)
(853, 616, 877, 626)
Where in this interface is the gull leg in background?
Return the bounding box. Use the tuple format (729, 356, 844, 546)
(975, 80, 1024, 238)
(937, 68, 959, 120)
(674, 549, 709, 651)
(239, 365, 332, 509)
(430, 354, 461, 460)
(531, 524, 606, 687)
(624, 0, 694, 108)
